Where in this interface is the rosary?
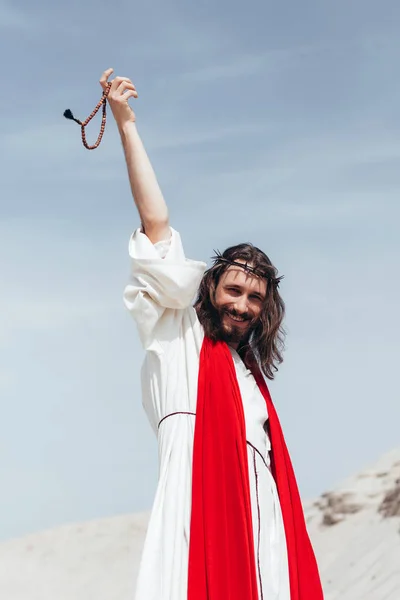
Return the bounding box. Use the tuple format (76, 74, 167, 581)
(63, 82, 112, 150)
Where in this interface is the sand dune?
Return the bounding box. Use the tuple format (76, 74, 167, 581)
(1, 449, 399, 599)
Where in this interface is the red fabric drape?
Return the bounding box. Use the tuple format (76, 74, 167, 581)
(188, 337, 323, 600)
(251, 361, 324, 600)
(188, 337, 259, 600)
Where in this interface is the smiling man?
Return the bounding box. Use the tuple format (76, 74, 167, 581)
(101, 68, 324, 600)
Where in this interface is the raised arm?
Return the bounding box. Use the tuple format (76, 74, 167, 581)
(100, 68, 170, 244)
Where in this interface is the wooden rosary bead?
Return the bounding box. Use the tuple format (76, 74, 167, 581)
(64, 82, 111, 150)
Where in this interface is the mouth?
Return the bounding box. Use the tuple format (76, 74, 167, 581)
(225, 312, 249, 326)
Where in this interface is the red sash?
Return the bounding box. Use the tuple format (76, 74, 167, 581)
(188, 337, 323, 599)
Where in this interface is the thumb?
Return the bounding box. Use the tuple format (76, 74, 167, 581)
(99, 68, 114, 91)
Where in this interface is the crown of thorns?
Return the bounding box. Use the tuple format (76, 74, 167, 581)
(211, 251, 284, 288)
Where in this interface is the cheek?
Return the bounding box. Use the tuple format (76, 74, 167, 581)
(214, 287, 229, 307)
(220, 295, 236, 309)
(248, 303, 262, 320)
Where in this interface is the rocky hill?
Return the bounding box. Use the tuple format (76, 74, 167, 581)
(305, 447, 400, 600)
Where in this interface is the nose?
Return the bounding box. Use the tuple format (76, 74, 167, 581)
(234, 296, 248, 314)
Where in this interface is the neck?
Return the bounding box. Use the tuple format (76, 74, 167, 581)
(228, 342, 239, 350)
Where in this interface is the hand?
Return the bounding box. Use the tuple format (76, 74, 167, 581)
(99, 68, 138, 129)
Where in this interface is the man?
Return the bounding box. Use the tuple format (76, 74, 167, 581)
(100, 69, 324, 600)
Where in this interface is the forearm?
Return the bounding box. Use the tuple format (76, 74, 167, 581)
(119, 121, 170, 243)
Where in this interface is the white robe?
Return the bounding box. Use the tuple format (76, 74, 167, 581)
(123, 227, 291, 600)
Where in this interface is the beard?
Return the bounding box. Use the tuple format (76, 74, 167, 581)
(221, 323, 247, 345)
(212, 305, 255, 346)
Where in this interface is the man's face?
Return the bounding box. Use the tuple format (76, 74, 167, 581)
(214, 262, 267, 348)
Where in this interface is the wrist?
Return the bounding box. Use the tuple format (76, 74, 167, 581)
(118, 119, 137, 138)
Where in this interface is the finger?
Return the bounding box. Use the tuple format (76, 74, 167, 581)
(110, 76, 133, 92)
(115, 90, 137, 103)
(99, 68, 114, 90)
(116, 79, 136, 91)
(124, 88, 138, 98)
(116, 81, 138, 96)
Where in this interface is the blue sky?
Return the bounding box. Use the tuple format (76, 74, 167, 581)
(1, 0, 399, 541)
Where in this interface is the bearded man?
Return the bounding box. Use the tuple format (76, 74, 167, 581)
(100, 69, 324, 600)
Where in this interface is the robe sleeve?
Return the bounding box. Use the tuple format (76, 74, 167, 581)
(123, 226, 207, 350)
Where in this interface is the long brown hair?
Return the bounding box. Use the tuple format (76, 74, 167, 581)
(194, 243, 285, 380)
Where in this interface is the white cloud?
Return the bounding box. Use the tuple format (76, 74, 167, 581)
(3, 119, 269, 157)
(176, 44, 317, 84)
(146, 121, 274, 151)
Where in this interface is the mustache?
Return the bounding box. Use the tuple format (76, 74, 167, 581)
(225, 308, 250, 320)
(224, 308, 261, 334)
